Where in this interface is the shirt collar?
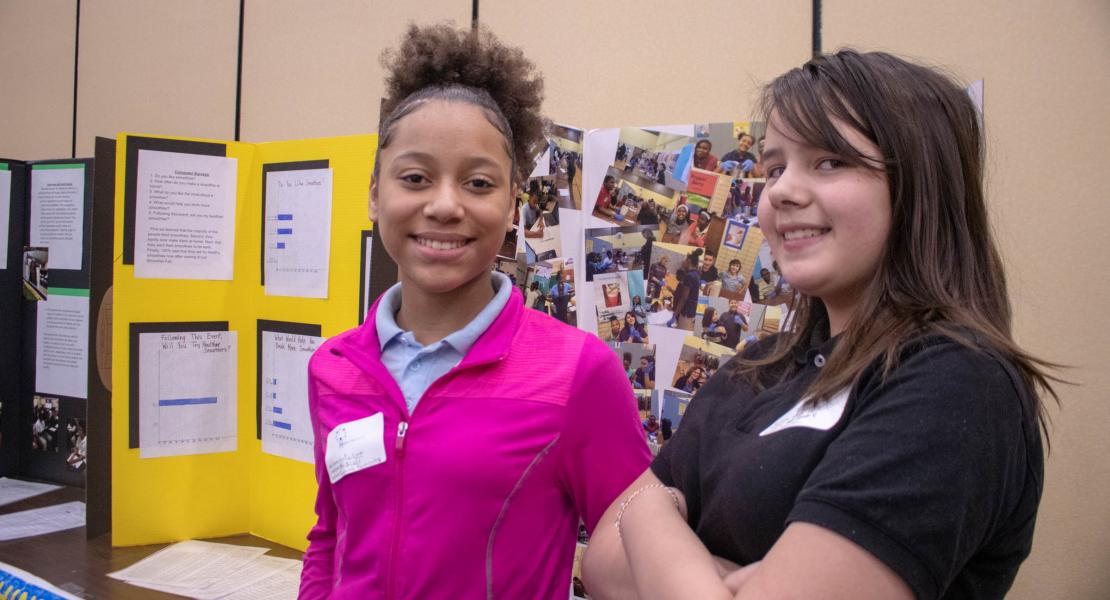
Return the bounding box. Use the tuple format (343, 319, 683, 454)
(375, 271, 513, 354)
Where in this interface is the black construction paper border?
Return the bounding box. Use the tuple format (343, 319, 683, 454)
(259, 160, 329, 285)
(122, 137, 227, 264)
(128, 321, 229, 448)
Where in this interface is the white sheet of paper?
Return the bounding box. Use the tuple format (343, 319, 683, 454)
(214, 556, 302, 600)
(0, 501, 85, 541)
(0, 478, 61, 507)
(29, 164, 85, 270)
(138, 331, 237, 458)
(0, 168, 11, 267)
(34, 292, 90, 399)
(261, 331, 323, 464)
(135, 150, 237, 280)
(118, 555, 299, 600)
(109, 540, 268, 588)
(263, 168, 332, 298)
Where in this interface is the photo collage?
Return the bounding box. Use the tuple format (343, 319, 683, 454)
(577, 122, 794, 451)
(518, 125, 584, 328)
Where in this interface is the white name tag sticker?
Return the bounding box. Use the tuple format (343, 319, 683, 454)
(325, 413, 386, 484)
(759, 388, 850, 437)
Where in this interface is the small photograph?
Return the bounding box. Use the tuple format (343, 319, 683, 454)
(721, 179, 764, 221)
(607, 342, 656, 390)
(748, 241, 793, 307)
(686, 168, 733, 215)
(22, 246, 49, 301)
(714, 224, 767, 302)
(670, 335, 737, 394)
(747, 302, 789, 339)
(717, 122, 768, 179)
(593, 166, 676, 227)
(524, 259, 577, 326)
(660, 204, 725, 250)
(645, 242, 711, 331)
(659, 389, 693, 436)
(548, 124, 584, 210)
(722, 218, 751, 251)
(518, 177, 563, 263)
(612, 127, 695, 191)
(65, 417, 87, 471)
(695, 296, 752, 351)
(594, 271, 648, 343)
(492, 256, 520, 288)
(584, 224, 659, 281)
(31, 395, 61, 452)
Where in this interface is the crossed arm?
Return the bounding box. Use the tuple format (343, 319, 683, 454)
(581, 468, 914, 600)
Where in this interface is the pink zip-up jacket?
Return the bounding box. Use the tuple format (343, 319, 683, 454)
(299, 287, 651, 599)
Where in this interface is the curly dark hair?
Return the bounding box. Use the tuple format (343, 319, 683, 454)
(377, 23, 547, 184)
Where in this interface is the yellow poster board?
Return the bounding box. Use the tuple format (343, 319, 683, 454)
(111, 133, 376, 550)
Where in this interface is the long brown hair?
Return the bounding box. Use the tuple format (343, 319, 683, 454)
(733, 50, 1059, 443)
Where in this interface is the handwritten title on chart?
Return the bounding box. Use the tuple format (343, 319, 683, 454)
(159, 332, 232, 353)
(276, 178, 325, 188)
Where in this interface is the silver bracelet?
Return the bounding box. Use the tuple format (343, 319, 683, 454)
(614, 483, 680, 540)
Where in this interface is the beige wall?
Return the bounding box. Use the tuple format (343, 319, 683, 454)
(75, 0, 240, 157)
(240, 0, 469, 141)
(483, 0, 812, 127)
(2, 1, 1108, 597)
(0, 0, 76, 159)
(824, 4, 1110, 597)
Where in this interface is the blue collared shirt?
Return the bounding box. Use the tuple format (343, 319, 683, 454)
(376, 271, 512, 413)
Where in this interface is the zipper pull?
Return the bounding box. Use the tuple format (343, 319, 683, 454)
(395, 421, 408, 452)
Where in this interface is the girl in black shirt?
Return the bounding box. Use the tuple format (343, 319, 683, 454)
(584, 50, 1057, 600)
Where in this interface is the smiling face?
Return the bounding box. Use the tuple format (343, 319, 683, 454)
(370, 100, 516, 302)
(694, 140, 711, 159)
(737, 134, 754, 153)
(759, 112, 892, 332)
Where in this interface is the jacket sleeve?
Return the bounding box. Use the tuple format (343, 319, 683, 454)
(298, 356, 337, 599)
(557, 336, 652, 533)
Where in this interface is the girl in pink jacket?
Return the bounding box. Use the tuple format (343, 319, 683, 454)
(298, 24, 650, 599)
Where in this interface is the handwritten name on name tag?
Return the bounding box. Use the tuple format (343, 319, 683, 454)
(325, 413, 386, 484)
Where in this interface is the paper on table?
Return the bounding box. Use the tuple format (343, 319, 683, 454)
(135, 149, 237, 280)
(109, 540, 268, 589)
(0, 501, 85, 541)
(0, 478, 61, 507)
(34, 291, 90, 399)
(214, 557, 301, 600)
(263, 168, 332, 298)
(118, 555, 300, 600)
(30, 164, 85, 270)
(260, 331, 323, 464)
(138, 331, 237, 458)
(0, 168, 11, 267)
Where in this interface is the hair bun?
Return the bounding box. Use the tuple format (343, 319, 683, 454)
(380, 23, 547, 182)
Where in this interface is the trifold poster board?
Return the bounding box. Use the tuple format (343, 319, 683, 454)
(110, 133, 378, 550)
(0, 158, 95, 489)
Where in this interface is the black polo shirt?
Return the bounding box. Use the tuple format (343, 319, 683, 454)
(652, 331, 1043, 600)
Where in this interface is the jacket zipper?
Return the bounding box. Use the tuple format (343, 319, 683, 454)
(381, 360, 499, 599)
(386, 419, 408, 599)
